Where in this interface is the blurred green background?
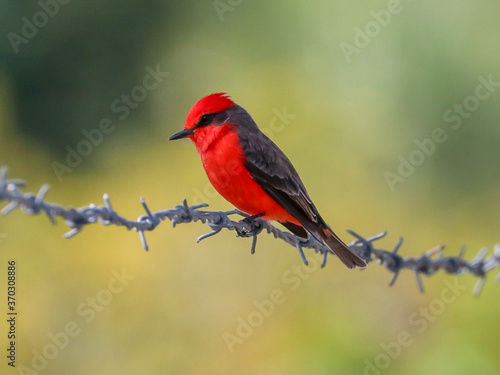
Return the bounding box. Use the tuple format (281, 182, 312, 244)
(1, 0, 499, 374)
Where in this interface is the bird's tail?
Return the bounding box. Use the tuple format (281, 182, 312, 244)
(319, 227, 367, 269)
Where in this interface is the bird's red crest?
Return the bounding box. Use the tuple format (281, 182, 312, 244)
(185, 93, 235, 129)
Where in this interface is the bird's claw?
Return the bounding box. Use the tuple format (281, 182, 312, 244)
(236, 215, 264, 237)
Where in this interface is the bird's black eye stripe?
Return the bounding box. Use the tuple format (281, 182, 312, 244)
(197, 113, 216, 127)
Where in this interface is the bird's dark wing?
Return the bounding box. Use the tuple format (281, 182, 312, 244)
(237, 123, 321, 230)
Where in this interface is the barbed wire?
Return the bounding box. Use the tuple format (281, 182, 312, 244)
(1, 166, 499, 295)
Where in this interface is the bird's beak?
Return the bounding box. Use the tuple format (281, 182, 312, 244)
(168, 128, 194, 140)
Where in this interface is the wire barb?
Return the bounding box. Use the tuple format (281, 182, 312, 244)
(1, 166, 499, 295)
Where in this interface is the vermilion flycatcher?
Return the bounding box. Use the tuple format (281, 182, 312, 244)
(169, 93, 366, 269)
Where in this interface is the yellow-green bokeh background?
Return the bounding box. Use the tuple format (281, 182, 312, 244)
(1, 1, 499, 374)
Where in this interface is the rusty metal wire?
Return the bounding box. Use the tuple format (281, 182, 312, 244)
(1, 166, 499, 295)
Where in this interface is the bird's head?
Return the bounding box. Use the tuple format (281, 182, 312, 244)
(169, 93, 237, 151)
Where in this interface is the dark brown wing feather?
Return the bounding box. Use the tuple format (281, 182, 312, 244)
(240, 128, 325, 239)
(281, 221, 308, 239)
(231, 106, 365, 268)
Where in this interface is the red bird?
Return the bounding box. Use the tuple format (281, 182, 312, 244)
(169, 93, 366, 269)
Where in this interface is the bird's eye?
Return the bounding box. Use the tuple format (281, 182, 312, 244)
(198, 113, 215, 127)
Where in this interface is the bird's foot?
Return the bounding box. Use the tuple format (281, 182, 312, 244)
(236, 213, 264, 237)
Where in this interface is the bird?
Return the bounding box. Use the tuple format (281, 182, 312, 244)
(169, 93, 366, 269)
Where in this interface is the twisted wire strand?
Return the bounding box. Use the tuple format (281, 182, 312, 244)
(1, 166, 498, 295)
